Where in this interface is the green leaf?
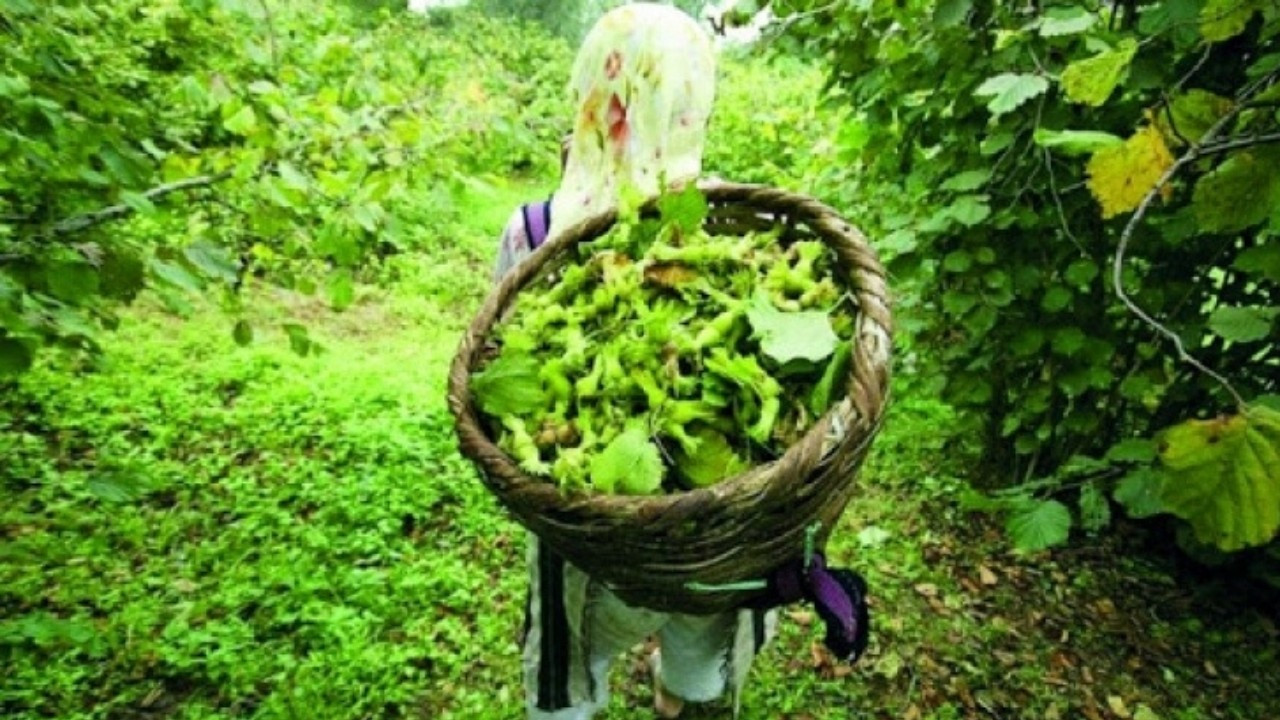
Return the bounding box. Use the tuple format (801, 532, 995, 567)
(282, 323, 312, 357)
(98, 145, 148, 186)
(470, 352, 549, 417)
(86, 472, 148, 503)
(0, 74, 30, 98)
(1079, 483, 1112, 533)
(1199, 0, 1262, 42)
(1192, 152, 1280, 234)
(1050, 327, 1086, 356)
(277, 161, 310, 191)
(222, 105, 258, 136)
(352, 204, 382, 233)
(183, 244, 239, 286)
(943, 250, 973, 273)
(233, 320, 253, 346)
(1033, 128, 1123, 156)
(981, 131, 1016, 156)
(657, 184, 709, 236)
(1156, 89, 1233, 145)
(1114, 468, 1166, 519)
(98, 248, 145, 301)
(1158, 407, 1280, 550)
(1041, 286, 1072, 312)
(1006, 499, 1073, 551)
(933, 0, 972, 28)
(673, 427, 748, 489)
(947, 195, 991, 226)
(1208, 306, 1277, 343)
(746, 292, 838, 365)
(941, 290, 978, 315)
(940, 170, 991, 192)
(1063, 258, 1099, 287)
(1010, 328, 1045, 356)
(1106, 438, 1158, 463)
(1248, 53, 1280, 79)
(0, 335, 33, 377)
(809, 340, 852, 417)
(1039, 6, 1097, 37)
(974, 73, 1049, 117)
(960, 488, 1027, 513)
(150, 259, 204, 293)
(328, 269, 355, 311)
(590, 423, 663, 495)
(1060, 39, 1138, 106)
(1234, 243, 1280, 283)
(120, 191, 157, 215)
(47, 261, 100, 303)
(317, 226, 360, 267)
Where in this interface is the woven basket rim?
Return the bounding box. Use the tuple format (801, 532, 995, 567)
(446, 180, 892, 531)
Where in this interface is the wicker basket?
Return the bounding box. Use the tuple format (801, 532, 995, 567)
(447, 181, 892, 614)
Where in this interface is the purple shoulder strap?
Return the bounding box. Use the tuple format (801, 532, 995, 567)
(521, 199, 553, 250)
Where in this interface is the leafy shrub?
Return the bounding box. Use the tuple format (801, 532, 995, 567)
(778, 0, 1280, 554)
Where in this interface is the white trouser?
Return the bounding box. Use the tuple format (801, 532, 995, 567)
(522, 533, 776, 719)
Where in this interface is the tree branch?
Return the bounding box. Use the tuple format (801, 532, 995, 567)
(1197, 131, 1280, 157)
(1111, 104, 1252, 410)
(46, 171, 232, 237)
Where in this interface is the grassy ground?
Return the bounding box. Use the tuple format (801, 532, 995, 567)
(3, 177, 1279, 720)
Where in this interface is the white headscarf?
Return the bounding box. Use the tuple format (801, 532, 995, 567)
(546, 3, 717, 242)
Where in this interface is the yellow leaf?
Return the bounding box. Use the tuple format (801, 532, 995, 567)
(1086, 125, 1174, 219)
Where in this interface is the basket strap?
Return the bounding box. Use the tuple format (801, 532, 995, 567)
(748, 553, 871, 664)
(522, 198, 553, 251)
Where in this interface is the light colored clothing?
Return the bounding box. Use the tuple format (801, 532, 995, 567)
(522, 534, 776, 720)
(547, 2, 717, 243)
(494, 206, 536, 282)
(491, 6, 775, 718)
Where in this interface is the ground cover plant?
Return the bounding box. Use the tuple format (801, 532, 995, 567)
(3, 1, 1280, 719)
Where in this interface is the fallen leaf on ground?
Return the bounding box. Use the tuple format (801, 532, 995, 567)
(787, 609, 814, 626)
(914, 583, 939, 598)
(1133, 705, 1161, 720)
(1108, 695, 1131, 718)
(979, 565, 999, 585)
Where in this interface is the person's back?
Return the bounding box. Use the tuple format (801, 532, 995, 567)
(490, 7, 771, 719)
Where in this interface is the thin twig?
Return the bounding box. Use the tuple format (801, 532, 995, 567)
(1172, 45, 1213, 93)
(1159, 96, 1192, 147)
(1198, 131, 1280, 157)
(1111, 109, 1250, 409)
(46, 172, 233, 236)
(1041, 148, 1086, 255)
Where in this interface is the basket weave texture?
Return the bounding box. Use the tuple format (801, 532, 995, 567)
(447, 181, 892, 614)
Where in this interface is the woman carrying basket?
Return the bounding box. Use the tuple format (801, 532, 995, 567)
(491, 5, 871, 718)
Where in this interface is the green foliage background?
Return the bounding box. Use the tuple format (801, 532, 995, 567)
(774, 0, 1280, 555)
(3, 0, 1280, 718)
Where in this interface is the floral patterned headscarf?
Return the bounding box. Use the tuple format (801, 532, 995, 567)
(546, 3, 717, 242)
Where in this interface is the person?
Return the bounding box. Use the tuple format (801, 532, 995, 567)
(490, 5, 779, 718)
